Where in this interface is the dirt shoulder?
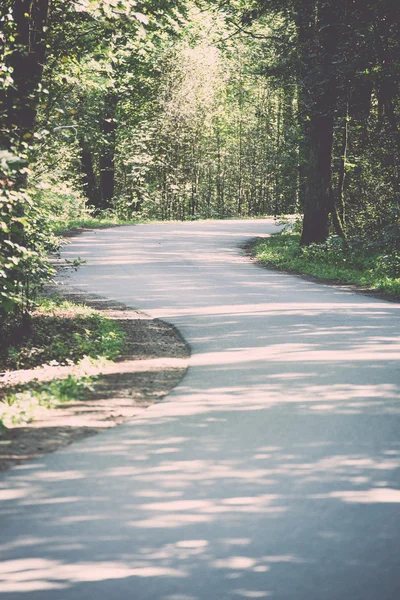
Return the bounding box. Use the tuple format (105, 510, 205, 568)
(0, 292, 190, 472)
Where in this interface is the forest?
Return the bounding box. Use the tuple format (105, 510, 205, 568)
(1, 1, 400, 588)
(1, 0, 400, 331)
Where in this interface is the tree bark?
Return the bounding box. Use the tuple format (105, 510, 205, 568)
(99, 92, 117, 208)
(5, 0, 51, 147)
(372, 18, 400, 202)
(300, 0, 339, 245)
(79, 141, 99, 208)
(294, 0, 315, 212)
(337, 118, 348, 226)
(300, 112, 335, 244)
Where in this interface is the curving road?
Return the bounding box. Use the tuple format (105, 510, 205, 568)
(1, 219, 400, 599)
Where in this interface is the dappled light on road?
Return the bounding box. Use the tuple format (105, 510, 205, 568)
(1, 220, 400, 599)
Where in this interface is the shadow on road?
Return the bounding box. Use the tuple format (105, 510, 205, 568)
(1, 222, 399, 599)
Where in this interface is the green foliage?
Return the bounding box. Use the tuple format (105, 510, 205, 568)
(0, 151, 57, 323)
(0, 372, 97, 429)
(51, 212, 142, 234)
(28, 140, 89, 226)
(0, 0, 189, 341)
(111, 7, 298, 221)
(1, 0, 399, 342)
(254, 233, 400, 299)
(1, 297, 126, 370)
(0, 294, 126, 430)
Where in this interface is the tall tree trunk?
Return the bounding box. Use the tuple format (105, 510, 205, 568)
(5, 0, 50, 148)
(216, 127, 224, 215)
(99, 153, 115, 207)
(294, 0, 315, 212)
(237, 65, 244, 216)
(0, 1, 50, 327)
(274, 91, 282, 215)
(301, 112, 335, 243)
(373, 18, 400, 200)
(99, 92, 117, 208)
(332, 101, 349, 239)
(191, 140, 197, 217)
(79, 140, 99, 208)
(300, 0, 339, 245)
(374, 20, 400, 155)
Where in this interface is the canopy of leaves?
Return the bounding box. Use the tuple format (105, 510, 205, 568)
(1, 0, 399, 333)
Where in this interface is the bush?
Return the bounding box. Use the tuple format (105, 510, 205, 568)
(253, 232, 400, 299)
(0, 151, 57, 328)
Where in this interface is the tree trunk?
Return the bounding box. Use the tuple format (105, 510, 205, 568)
(216, 127, 224, 215)
(6, 0, 50, 147)
(99, 153, 115, 207)
(330, 100, 349, 240)
(373, 18, 400, 199)
(300, 0, 339, 245)
(274, 91, 282, 215)
(99, 92, 117, 208)
(294, 0, 315, 212)
(374, 21, 400, 155)
(79, 141, 100, 208)
(300, 112, 335, 244)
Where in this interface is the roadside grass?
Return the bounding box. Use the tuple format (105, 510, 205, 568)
(0, 297, 126, 429)
(0, 371, 98, 429)
(253, 233, 400, 299)
(52, 213, 279, 235)
(1, 296, 125, 371)
(52, 215, 141, 235)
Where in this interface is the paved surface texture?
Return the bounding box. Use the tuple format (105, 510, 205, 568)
(1, 219, 400, 600)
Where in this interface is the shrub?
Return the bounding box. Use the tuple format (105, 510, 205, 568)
(0, 151, 57, 329)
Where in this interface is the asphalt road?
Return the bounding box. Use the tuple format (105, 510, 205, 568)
(1, 219, 400, 599)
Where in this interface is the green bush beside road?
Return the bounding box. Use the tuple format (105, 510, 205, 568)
(253, 233, 400, 300)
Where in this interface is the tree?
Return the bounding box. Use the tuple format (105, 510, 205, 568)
(0, 0, 54, 328)
(1, 0, 51, 149)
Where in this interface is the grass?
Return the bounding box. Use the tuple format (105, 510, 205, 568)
(52, 213, 278, 235)
(0, 371, 98, 429)
(1, 296, 126, 371)
(253, 233, 400, 299)
(52, 215, 142, 235)
(0, 296, 126, 429)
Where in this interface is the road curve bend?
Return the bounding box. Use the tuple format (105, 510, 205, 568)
(1, 219, 400, 600)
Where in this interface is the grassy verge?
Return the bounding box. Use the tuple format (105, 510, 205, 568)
(52, 213, 278, 235)
(52, 215, 142, 235)
(0, 296, 126, 429)
(0, 371, 98, 428)
(252, 233, 400, 300)
(1, 296, 125, 371)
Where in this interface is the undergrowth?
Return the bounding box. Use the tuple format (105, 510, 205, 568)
(0, 364, 99, 428)
(52, 212, 277, 235)
(253, 232, 400, 299)
(0, 296, 125, 371)
(0, 296, 126, 429)
(52, 215, 142, 235)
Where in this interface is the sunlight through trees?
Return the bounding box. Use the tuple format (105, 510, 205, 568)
(1, 0, 399, 329)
